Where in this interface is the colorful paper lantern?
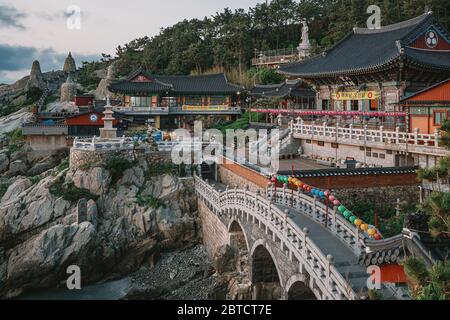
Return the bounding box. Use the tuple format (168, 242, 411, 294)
(329, 195, 335, 201)
(374, 234, 382, 241)
(368, 228, 376, 236)
(349, 216, 357, 224)
(360, 224, 369, 231)
(343, 211, 352, 219)
(338, 205, 346, 213)
(354, 219, 362, 227)
(333, 200, 340, 206)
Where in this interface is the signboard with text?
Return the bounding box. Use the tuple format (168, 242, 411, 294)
(332, 91, 381, 100)
(182, 105, 229, 111)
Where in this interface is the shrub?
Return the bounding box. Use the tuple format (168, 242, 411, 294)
(103, 156, 134, 185)
(0, 183, 9, 198)
(49, 177, 98, 202)
(145, 163, 178, 178)
(29, 176, 42, 185)
(26, 87, 43, 103)
(57, 159, 69, 172)
(136, 194, 164, 209)
(6, 144, 20, 156)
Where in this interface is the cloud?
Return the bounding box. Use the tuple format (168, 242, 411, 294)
(35, 8, 89, 22)
(0, 43, 100, 83)
(0, 4, 27, 30)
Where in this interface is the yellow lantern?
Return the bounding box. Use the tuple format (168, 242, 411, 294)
(288, 177, 293, 184)
(368, 228, 376, 236)
(360, 224, 369, 231)
(354, 219, 362, 227)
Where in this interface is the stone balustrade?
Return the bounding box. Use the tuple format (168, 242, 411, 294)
(291, 119, 447, 156)
(266, 184, 367, 256)
(72, 136, 135, 151)
(195, 176, 359, 300)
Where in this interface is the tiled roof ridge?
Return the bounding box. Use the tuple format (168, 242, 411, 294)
(354, 11, 433, 35)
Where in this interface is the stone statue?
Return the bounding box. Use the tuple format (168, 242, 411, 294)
(301, 20, 310, 45)
(297, 20, 311, 59)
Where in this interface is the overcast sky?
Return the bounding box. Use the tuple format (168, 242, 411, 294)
(0, 0, 263, 84)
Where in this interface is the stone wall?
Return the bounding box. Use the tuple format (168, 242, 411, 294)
(218, 160, 269, 193)
(25, 136, 69, 152)
(334, 185, 420, 210)
(198, 200, 229, 258)
(70, 148, 172, 169)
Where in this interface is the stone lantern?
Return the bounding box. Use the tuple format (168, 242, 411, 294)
(100, 97, 117, 139)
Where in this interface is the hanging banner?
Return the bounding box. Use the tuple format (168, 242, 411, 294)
(332, 91, 381, 100)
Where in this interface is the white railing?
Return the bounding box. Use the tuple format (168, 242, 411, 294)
(72, 136, 135, 151)
(292, 119, 443, 150)
(195, 176, 358, 300)
(266, 184, 367, 256)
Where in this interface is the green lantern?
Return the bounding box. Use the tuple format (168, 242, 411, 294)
(349, 216, 357, 223)
(343, 210, 352, 219)
(338, 205, 346, 213)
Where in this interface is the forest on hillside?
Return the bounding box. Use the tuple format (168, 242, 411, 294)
(78, 0, 450, 88)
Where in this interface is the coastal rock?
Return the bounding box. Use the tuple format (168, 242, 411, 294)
(8, 160, 28, 176)
(1, 177, 32, 202)
(0, 153, 9, 173)
(213, 245, 238, 275)
(4, 222, 96, 297)
(71, 167, 111, 196)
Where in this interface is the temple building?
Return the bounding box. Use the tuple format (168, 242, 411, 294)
(109, 68, 243, 129)
(249, 79, 316, 110)
(398, 78, 450, 134)
(278, 12, 450, 118)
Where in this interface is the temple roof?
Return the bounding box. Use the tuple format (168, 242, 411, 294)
(278, 12, 450, 78)
(249, 80, 316, 98)
(110, 69, 244, 95)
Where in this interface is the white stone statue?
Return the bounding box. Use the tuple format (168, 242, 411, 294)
(301, 20, 310, 46)
(298, 20, 311, 59)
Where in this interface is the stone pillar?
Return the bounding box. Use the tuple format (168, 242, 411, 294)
(155, 116, 161, 129)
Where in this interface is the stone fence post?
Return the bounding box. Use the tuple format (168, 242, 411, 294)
(395, 126, 400, 144)
(434, 129, 440, 147)
(326, 254, 334, 298)
(414, 128, 419, 145)
(379, 125, 384, 143)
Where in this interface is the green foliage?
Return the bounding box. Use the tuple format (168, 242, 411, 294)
(403, 257, 449, 300)
(0, 183, 9, 198)
(57, 159, 70, 172)
(145, 163, 178, 178)
(248, 68, 284, 85)
(419, 191, 450, 237)
(29, 176, 42, 185)
(103, 156, 134, 185)
(26, 87, 43, 103)
(5, 144, 20, 156)
(212, 111, 252, 134)
(77, 0, 450, 82)
(350, 200, 415, 238)
(417, 157, 449, 181)
(439, 119, 450, 149)
(5, 128, 24, 144)
(368, 289, 383, 300)
(49, 177, 98, 202)
(136, 194, 164, 209)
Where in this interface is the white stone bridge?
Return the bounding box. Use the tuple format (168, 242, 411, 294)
(195, 175, 385, 300)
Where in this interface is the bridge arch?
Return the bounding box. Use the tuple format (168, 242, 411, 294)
(285, 274, 319, 300)
(228, 219, 249, 253)
(250, 240, 283, 300)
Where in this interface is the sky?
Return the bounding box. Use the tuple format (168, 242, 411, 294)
(0, 0, 264, 84)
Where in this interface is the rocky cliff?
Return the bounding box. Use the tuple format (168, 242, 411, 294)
(0, 157, 199, 298)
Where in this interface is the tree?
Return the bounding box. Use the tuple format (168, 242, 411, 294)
(439, 119, 450, 149)
(403, 257, 449, 300)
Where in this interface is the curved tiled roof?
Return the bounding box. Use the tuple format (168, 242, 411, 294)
(249, 80, 316, 98)
(278, 12, 450, 78)
(154, 73, 244, 94)
(110, 71, 243, 95)
(109, 80, 173, 94)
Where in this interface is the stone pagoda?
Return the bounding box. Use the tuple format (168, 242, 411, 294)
(100, 97, 117, 139)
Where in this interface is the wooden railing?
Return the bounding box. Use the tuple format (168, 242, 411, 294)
(195, 176, 359, 300)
